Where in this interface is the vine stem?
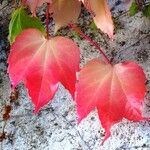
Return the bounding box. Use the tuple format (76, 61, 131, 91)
(68, 23, 111, 64)
(46, 3, 50, 39)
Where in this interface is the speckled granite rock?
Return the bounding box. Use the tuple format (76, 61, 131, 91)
(0, 1, 150, 150)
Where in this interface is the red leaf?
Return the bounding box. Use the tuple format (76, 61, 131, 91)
(82, 0, 114, 38)
(76, 59, 147, 144)
(8, 29, 80, 112)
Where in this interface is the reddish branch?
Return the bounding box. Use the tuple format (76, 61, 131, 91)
(46, 3, 50, 39)
(68, 23, 111, 64)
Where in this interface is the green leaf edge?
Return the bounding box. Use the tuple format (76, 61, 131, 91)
(129, 2, 139, 16)
(9, 7, 46, 44)
(143, 4, 150, 17)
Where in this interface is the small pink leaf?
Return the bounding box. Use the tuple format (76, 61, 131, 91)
(82, 0, 114, 38)
(51, 0, 81, 32)
(8, 29, 80, 112)
(76, 59, 147, 144)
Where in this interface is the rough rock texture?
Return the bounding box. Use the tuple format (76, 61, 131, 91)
(0, 1, 150, 150)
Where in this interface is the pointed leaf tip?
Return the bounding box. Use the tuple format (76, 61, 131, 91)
(100, 130, 111, 145)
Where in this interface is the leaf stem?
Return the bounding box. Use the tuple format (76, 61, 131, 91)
(68, 23, 111, 64)
(46, 3, 50, 39)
